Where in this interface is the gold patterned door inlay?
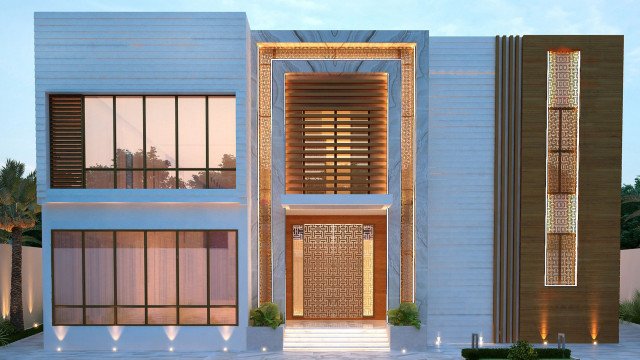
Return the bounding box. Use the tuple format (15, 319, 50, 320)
(292, 224, 374, 318)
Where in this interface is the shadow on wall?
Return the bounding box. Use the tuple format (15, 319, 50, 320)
(0, 244, 42, 327)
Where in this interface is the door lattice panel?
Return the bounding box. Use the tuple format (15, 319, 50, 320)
(299, 224, 367, 318)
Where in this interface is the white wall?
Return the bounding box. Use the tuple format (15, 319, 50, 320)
(0, 244, 42, 328)
(427, 37, 495, 343)
(34, 12, 253, 351)
(621, 248, 640, 301)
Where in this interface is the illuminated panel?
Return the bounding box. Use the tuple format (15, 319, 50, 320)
(363, 225, 374, 317)
(292, 225, 304, 316)
(545, 51, 580, 286)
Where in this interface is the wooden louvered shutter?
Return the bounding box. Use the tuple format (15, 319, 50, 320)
(49, 95, 84, 188)
(285, 73, 388, 194)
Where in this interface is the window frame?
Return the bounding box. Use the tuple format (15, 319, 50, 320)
(82, 95, 237, 189)
(51, 229, 239, 326)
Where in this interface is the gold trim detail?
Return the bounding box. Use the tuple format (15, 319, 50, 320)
(258, 42, 416, 303)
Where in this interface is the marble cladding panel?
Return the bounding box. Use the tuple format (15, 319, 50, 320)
(250, 30, 429, 317)
(271, 60, 402, 316)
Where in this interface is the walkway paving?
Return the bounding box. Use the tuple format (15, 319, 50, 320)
(1, 322, 639, 359)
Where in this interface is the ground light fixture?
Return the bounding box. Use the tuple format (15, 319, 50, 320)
(56, 347, 61, 352)
(169, 346, 174, 352)
(593, 340, 598, 345)
(262, 347, 267, 352)
(543, 340, 548, 346)
(112, 347, 117, 352)
(223, 347, 228, 352)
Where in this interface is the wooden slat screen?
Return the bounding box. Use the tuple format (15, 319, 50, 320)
(285, 73, 388, 194)
(49, 95, 84, 188)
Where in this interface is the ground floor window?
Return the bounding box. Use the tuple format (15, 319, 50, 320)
(52, 230, 237, 326)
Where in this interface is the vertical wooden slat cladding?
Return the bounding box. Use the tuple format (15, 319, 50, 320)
(285, 73, 388, 194)
(49, 95, 84, 188)
(494, 35, 522, 343)
(520, 36, 623, 343)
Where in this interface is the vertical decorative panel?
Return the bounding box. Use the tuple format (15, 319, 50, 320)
(363, 225, 374, 317)
(292, 225, 304, 316)
(494, 35, 522, 343)
(545, 51, 580, 286)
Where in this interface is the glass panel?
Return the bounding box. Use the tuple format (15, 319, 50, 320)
(53, 231, 82, 305)
(147, 170, 176, 189)
(146, 96, 176, 169)
(115, 96, 144, 169)
(208, 97, 236, 170)
(178, 232, 207, 305)
(209, 231, 236, 306)
(86, 170, 114, 189)
(208, 169, 236, 189)
(147, 232, 176, 305)
(179, 171, 206, 189)
(116, 232, 145, 306)
(54, 308, 83, 325)
(148, 308, 176, 325)
(84, 231, 114, 306)
(117, 307, 145, 324)
(179, 308, 207, 325)
(210, 307, 236, 325)
(178, 97, 206, 168)
(85, 96, 114, 169)
(86, 307, 114, 325)
(116, 170, 144, 189)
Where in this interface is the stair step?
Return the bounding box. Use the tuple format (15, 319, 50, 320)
(283, 326, 390, 352)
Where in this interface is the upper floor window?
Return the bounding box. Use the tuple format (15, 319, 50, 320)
(49, 95, 236, 189)
(284, 73, 388, 194)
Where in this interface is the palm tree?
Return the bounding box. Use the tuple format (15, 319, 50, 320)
(0, 160, 39, 330)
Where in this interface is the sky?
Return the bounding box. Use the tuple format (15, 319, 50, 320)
(0, 0, 638, 184)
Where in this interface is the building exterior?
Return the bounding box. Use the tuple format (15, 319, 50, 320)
(35, 12, 623, 351)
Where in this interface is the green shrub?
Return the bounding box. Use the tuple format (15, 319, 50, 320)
(0, 320, 17, 347)
(620, 290, 640, 324)
(387, 302, 421, 329)
(461, 347, 571, 360)
(508, 340, 537, 360)
(249, 302, 283, 329)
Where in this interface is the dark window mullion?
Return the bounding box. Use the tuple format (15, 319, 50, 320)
(143, 96, 147, 189)
(175, 96, 179, 189)
(112, 96, 117, 189)
(206, 231, 211, 325)
(175, 231, 180, 324)
(206, 96, 210, 189)
(144, 231, 148, 325)
(81, 97, 86, 188)
(81, 231, 86, 324)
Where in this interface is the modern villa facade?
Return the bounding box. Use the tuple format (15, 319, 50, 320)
(35, 12, 623, 351)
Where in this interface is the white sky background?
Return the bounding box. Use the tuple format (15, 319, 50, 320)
(0, 0, 638, 184)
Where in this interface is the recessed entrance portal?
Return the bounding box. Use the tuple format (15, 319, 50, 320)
(286, 216, 386, 320)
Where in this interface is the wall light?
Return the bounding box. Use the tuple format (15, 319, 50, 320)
(112, 347, 117, 352)
(169, 347, 174, 352)
(56, 347, 61, 352)
(401, 348, 407, 354)
(223, 347, 228, 352)
(262, 347, 267, 352)
(479, 336, 484, 347)
(543, 340, 548, 346)
(435, 336, 442, 346)
(592, 340, 598, 345)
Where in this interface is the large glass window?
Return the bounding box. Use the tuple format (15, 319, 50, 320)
(84, 95, 236, 189)
(52, 230, 238, 326)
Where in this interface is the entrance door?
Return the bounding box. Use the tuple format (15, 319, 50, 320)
(286, 215, 386, 320)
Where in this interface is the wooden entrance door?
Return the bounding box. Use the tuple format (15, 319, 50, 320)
(285, 215, 386, 320)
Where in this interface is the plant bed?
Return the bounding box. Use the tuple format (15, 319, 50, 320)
(0, 321, 43, 347)
(461, 347, 572, 360)
(246, 325, 284, 352)
(247, 302, 284, 351)
(389, 325, 428, 352)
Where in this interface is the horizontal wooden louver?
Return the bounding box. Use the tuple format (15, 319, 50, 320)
(49, 95, 84, 188)
(285, 73, 388, 194)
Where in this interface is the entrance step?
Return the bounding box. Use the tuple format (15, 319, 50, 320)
(283, 327, 390, 352)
